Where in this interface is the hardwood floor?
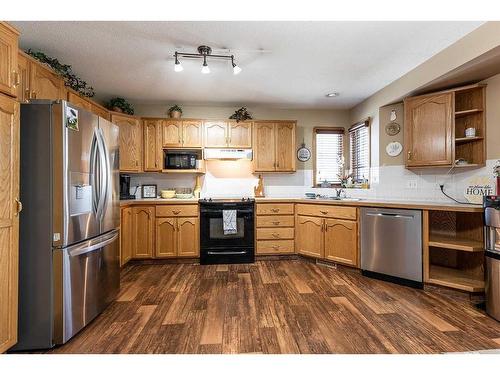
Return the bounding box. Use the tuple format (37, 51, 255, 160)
(47, 259, 500, 354)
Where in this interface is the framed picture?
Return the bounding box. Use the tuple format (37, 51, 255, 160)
(142, 184, 157, 198)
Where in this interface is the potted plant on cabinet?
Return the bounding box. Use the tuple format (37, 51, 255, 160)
(106, 97, 134, 115)
(168, 104, 183, 119)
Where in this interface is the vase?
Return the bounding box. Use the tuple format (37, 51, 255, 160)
(170, 110, 182, 119)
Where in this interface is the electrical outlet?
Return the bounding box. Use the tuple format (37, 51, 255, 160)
(406, 179, 418, 189)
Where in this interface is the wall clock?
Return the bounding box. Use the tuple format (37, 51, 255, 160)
(386, 141, 403, 157)
(297, 143, 311, 162)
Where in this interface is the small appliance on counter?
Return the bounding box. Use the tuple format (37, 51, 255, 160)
(485, 195, 500, 321)
(120, 174, 136, 200)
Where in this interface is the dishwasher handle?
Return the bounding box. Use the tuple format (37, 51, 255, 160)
(365, 212, 415, 219)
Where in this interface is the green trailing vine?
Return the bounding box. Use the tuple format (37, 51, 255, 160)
(106, 97, 134, 115)
(26, 49, 95, 97)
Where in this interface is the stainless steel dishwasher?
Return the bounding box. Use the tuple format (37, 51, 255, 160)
(361, 207, 423, 288)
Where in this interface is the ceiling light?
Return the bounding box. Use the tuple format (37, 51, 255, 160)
(326, 92, 340, 97)
(173, 45, 241, 75)
(232, 56, 242, 75)
(174, 53, 183, 72)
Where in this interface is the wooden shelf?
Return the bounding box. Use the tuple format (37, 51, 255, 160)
(455, 136, 484, 144)
(161, 169, 205, 174)
(454, 109, 483, 118)
(429, 234, 484, 252)
(428, 265, 484, 292)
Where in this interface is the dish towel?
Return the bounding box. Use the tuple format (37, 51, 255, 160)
(222, 209, 237, 235)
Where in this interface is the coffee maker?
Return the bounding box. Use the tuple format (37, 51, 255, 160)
(120, 174, 135, 200)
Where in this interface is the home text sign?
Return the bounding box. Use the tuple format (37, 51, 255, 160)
(463, 176, 494, 204)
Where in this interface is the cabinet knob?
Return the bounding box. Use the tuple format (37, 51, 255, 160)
(272, 245, 280, 250)
(272, 233, 280, 238)
(271, 208, 279, 213)
(407, 151, 412, 160)
(12, 71, 20, 87)
(15, 198, 23, 216)
(272, 221, 280, 225)
(31, 90, 37, 99)
(320, 210, 328, 215)
(173, 210, 181, 215)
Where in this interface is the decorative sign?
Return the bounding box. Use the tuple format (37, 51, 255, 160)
(463, 176, 494, 204)
(142, 184, 158, 198)
(385, 122, 400, 136)
(390, 109, 397, 121)
(386, 141, 403, 157)
(66, 106, 79, 131)
(297, 143, 311, 162)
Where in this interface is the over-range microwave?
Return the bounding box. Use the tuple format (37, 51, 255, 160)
(164, 151, 197, 169)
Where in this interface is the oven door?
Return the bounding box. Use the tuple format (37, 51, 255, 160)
(200, 206, 254, 249)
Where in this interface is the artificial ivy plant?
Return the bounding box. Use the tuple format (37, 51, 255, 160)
(106, 97, 134, 115)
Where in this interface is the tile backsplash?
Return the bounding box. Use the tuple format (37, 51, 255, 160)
(129, 159, 498, 203)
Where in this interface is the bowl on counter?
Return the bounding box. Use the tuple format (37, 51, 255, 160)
(160, 190, 176, 199)
(175, 193, 194, 199)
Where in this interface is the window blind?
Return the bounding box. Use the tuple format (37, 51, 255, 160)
(314, 128, 344, 185)
(349, 121, 370, 183)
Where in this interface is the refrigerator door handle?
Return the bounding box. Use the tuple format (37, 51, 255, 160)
(89, 131, 100, 216)
(96, 129, 110, 222)
(67, 230, 119, 257)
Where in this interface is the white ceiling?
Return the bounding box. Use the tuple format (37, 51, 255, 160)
(12, 21, 483, 109)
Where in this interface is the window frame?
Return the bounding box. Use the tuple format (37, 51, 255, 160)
(312, 127, 346, 188)
(348, 118, 371, 186)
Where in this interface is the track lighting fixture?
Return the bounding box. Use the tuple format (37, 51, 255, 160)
(174, 45, 242, 75)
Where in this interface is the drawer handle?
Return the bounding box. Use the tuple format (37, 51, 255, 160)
(272, 233, 280, 238)
(272, 245, 280, 249)
(272, 221, 280, 225)
(320, 210, 328, 215)
(271, 208, 280, 213)
(172, 210, 181, 215)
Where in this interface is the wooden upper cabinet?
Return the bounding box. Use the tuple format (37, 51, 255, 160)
(156, 218, 177, 258)
(0, 95, 20, 353)
(162, 120, 182, 147)
(131, 206, 155, 259)
(275, 122, 296, 171)
(324, 219, 357, 266)
(253, 122, 276, 171)
(17, 53, 30, 102)
(404, 93, 454, 167)
(182, 120, 203, 148)
(120, 207, 132, 267)
(90, 103, 110, 121)
(204, 121, 228, 147)
(177, 217, 199, 257)
(0, 23, 19, 98)
(30, 62, 64, 101)
(296, 215, 324, 258)
(228, 121, 252, 148)
(111, 113, 142, 172)
(67, 91, 92, 111)
(143, 119, 162, 171)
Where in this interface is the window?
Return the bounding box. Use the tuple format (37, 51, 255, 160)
(349, 119, 370, 184)
(313, 127, 345, 186)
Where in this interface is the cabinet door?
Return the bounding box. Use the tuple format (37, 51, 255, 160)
(162, 120, 182, 147)
(275, 122, 296, 172)
(30, 62, 63, 100)
(131, 206, 155, 258)
(405, 93, 453, 167)
(0, 95, 19, 353)
(296, 215, 324, 258)
(120, 207, 132, 266)
(156, 218, 177, 258)
(324, 219, 358, 266)
(177, 217, 199, 257)
(0, 23, 19, 98)
(253, 122, 276, 171)
(67, 91, 92, 110)
(143, 119, 161, 171)
(112, 114, 142, 172)
(228, 121, 252, 148)
(204, 121, 228, 147)
(182, 120, 203, 147)
(17, 53, 30, 102)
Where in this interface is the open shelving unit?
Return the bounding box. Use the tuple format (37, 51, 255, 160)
(453, 85, 486, 168)
(425, 210, 485, 293)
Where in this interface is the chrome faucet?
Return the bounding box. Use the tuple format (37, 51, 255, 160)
(335, 188, 345, 198)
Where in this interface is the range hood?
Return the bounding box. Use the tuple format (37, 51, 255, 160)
(204, 148, 253, 160)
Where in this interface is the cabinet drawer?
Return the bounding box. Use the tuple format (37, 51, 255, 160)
(256, 240, 295, 254)
(296, 204, 357, 220)
(256, 215, 294, 228)
(257, 203, 294, 215)
(156, 205, 198, 217)
(256, 227, 294, 240)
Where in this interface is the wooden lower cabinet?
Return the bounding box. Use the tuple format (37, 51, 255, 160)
(256, 203, 295, 255)
(0, 94, 20, 353)
(296, 215, 324, 258)
(131, 206, 155, 258)
(155, 216, 199, 258)
(120, 207, 133, 266)
(324, 218, 357, 266)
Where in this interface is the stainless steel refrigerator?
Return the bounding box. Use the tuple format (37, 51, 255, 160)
(13, 100, 120, 350)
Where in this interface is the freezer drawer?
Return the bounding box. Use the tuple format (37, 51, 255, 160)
(361, 208, 422, 284)
(53, 229, 120, 344)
